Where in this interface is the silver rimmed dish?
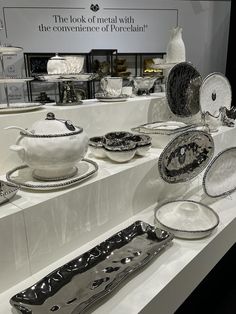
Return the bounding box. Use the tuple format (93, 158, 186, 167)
(154, 200, 219, 239)
(0, 180, 19, 205)
(6, 159, 98, 191)
(203, 147, 236, 198)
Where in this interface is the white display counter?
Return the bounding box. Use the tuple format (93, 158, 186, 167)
(0, 95, 235, 313)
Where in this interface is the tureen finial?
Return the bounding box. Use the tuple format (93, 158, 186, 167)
(46, 112, 55, 120)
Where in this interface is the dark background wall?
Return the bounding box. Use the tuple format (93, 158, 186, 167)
(226, 1, 235, 106)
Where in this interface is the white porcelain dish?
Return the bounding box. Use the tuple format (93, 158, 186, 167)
(0, 45, 23, 54)
(6, 112, 88, 180)
(6, 159, 98, 191)
(96, 94, 128, 102)
(203, 147, 236, 197)
(200, 72, 232, 117)
(154, 200, 219, 239)
(37, 73, 95, 82)
(0, 103, 44, 114)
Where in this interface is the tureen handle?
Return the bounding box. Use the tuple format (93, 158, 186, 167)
(9, 145, 25, 161)
(4, 126, 33, 135)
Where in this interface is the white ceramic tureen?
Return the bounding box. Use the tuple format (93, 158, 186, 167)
(6, 112, 88, 181)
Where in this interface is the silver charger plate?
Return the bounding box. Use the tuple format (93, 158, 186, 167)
(154, 200, 219, 239)
(10, 221, 173, 314)
(200, 72, 232, 116)
(166, 62, 202, 117)
(6, 158, 98, 191)
(203, 147, 236, 197)
(0, 180, 19, 205)
(158, 130, 214, 183)
(0, 102, 44, 114)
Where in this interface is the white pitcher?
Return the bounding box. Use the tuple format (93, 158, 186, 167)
(166, 26, 186, 63)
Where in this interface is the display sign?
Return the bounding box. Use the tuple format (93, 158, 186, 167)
(2, 5, 178, 52)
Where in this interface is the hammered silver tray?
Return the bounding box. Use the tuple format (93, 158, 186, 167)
(10, 221, 173, 314)
(158, 130, 214, 183)
(203, 147, 236, 197)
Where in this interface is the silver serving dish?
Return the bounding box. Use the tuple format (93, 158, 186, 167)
(10, 221, 173, 314)
(0, 180, 18, 205)
(158, 130, 214, 183)
(203, 147, 236, 198)
(132, 121, 198, 148)
(154, 200, 219, 239)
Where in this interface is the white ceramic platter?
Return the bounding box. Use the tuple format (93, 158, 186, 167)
(158, 130, 214, 183)
(96, 95, 128, 102)
(37, 73, 95, 82)
(0, 45, 23, 54)
(203, 147, 236, 197)
(0, 77, 34, 83)
(200, 72, 232, 116)
(0, 103, 44, 114)
(154, 200, 219, 239)
(6, 159, 98, 191)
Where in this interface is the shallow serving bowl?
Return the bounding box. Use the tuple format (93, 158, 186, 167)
(154, 200, 219, 239)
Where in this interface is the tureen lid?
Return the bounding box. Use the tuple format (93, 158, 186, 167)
(49, 53, 65, 61)
(24, 112, 83, 137)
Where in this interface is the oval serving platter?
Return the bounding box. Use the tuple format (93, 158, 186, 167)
(203, 147, 236, 197)
(158, 130, 214, 183)
(166, 62, 202, 117)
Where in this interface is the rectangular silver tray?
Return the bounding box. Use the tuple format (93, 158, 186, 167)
(10, 221, 173, 314)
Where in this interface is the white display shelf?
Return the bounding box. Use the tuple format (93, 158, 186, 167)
(0, 95, 235, 313)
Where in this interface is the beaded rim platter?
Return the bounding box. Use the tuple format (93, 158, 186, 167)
(158, 130, 214, 183)
(203, 147, 236, 198)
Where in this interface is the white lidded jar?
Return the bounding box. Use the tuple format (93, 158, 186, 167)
(166, 26, 186, 63)
(6, 112, 88, 181)
(47, 53, 67, 75)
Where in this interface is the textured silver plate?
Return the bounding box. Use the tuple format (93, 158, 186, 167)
(154, 200, 219, 239)
(166, 62, 202, 117)
(0, 180, 18, 205)
(6, 159, 98, 191)
(10, 221, 173, 314)
(203, 147, 236, 197)
(158, 130, 214, 183)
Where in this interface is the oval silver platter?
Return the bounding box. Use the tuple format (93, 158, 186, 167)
(203, 147, 236, 197)
(158, 130, 214, 183)
(166, 62, 202, 117)
(154, 200, 219, 239)
(10, 221, 173, 314)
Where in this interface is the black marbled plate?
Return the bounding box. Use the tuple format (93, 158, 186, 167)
(166, 62, 202, 117)
(10, 221, 173, 314)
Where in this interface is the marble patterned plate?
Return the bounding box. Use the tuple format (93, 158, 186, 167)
(200, 72, 232, 117)
(6, 159, 98, 191)
(154, 200, 219, 239)
(10, 221, 173, 314)
(203, 147, 236, 197)
(158, 130, 214, 183)
(166, 62, 202, 117)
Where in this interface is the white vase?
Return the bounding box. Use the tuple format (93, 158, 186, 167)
(166, 27, 186, 63)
